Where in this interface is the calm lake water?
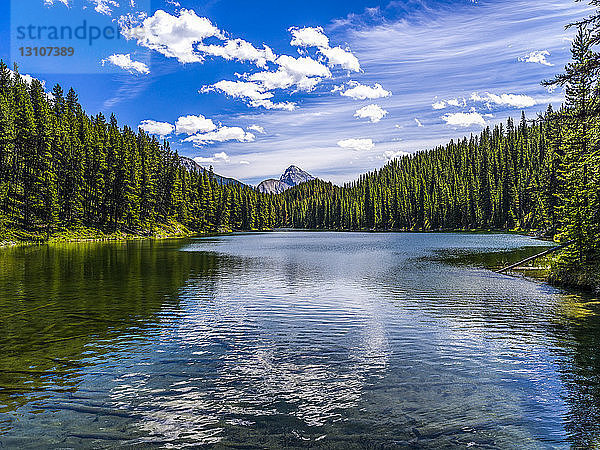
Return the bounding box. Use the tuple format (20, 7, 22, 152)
(1, 232, 599, 448)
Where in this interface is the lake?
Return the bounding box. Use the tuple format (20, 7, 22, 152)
(1, 232, 599, 448)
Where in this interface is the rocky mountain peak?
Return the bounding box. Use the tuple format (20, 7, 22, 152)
(279, 165, 315, 186)
(257, 165, 316, 194)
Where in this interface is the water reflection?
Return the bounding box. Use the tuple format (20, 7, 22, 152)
(0, 233, 598, 447)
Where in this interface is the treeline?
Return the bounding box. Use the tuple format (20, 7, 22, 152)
(0, 20, 598, 270)
(271, 25, 600, 269)
(274, 111, 556, 233)
(0, 61, 281, 237)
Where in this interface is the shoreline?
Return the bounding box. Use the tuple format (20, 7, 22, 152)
(0, 226, 548, 247)
(2, 227, 596, 293)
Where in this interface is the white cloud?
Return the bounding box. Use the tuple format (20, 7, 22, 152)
(196, 39, 276, 68)
(139, 120, 174, 136)
(289, 26, 360, 72)
(101, 53, 149, 74)
(255, 55, 331, 90)
(121, 9, 223, 63)
(252, 99, 297, 110)
(204, 54, 331, 110)
(519, 50, 553, 66)
(446, 98, 465, 107)
(8, 69, 44, 88)
(414, 118, 424, 127)
(471, 92, 536, 108)
(202, 80, 296, 110)
(340, 82, 391, 100)
(44, 0, 70, 6)
(184, 126, 255, 146)
(193, 152, 231, 164)
(239, 160, 251, 165)
(248, 124, 265, 133)
(320, 46, 361, 72)
(442, 111, 486, 127)
(92, 0, 119, 15)
(354, 104, 388, 123)
(204, 80, 270, 102)
(289, 26, 330, 48)
(175, 114, 217, 135)
(432, 101, 446, 110)
(382, 150, 410, 160)
(337, 138, 375, 151)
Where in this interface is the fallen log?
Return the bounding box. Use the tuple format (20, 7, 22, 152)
(496, 239, 575, 274)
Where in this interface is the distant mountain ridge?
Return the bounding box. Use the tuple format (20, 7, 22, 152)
(180, 156, 245, 187)
(257, 165, 315, 194)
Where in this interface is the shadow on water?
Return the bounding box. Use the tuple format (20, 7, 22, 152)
(430, 239, 600, 448)
(0, 239, 235, 422)
(549, 293, 600, 449)
(431, 244, 553, 271)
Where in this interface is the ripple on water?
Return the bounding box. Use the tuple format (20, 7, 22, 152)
(0, 233, 598, 447)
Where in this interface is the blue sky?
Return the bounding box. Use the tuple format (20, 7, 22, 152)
(0, 0, 592, 184)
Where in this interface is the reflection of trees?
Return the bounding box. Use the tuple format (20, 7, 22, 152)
(0, 239, 228, 415)
(554, 294, 600, 448)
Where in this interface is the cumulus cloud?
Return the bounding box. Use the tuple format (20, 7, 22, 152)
(248, 55, 331, 91)
(202, 80, 296, 110)
(447, 98, 465, 107)
(203, 54, 331, 109)
(139, 120, 174, 136)
(354, 104, 388, 123)
(471, 92, 536, 108)
(184, 126, 255, 146)
(8, 69, 44, 89)
(196, 39, 276, 68)
(442, 111, 486, 127)
(340, 82, 391, 100)
(101, 53, 149, 74)
(320, 46, 361, 72)
(175, 114, 217, 135)
(123, 10, 363, 110)
(289, 26, 330, 48)
(382, 150, 410, 160)
(193, 152, 231, 164)
(337, 138, 375, 151)
(121, 9, 223, 63)
(289, 26, 360, 72)
(432, 101, 446, 110)
(248, 124, 265, 133)
(519, 50, 553, 66)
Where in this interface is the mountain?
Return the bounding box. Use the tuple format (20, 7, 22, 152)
(257, 165, 315, 194)
(180, 156, 245, 187)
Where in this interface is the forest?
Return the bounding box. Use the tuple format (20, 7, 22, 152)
(0, 10, 598, 287)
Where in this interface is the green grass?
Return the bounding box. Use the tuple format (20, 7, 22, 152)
(0, 220, 196, 247)
(548, 252, 600, 293)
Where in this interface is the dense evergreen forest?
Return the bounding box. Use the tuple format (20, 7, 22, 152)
(0, 61, 282, 240)
(0, 4, 598, 285)
(274, 23, 600, 281)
